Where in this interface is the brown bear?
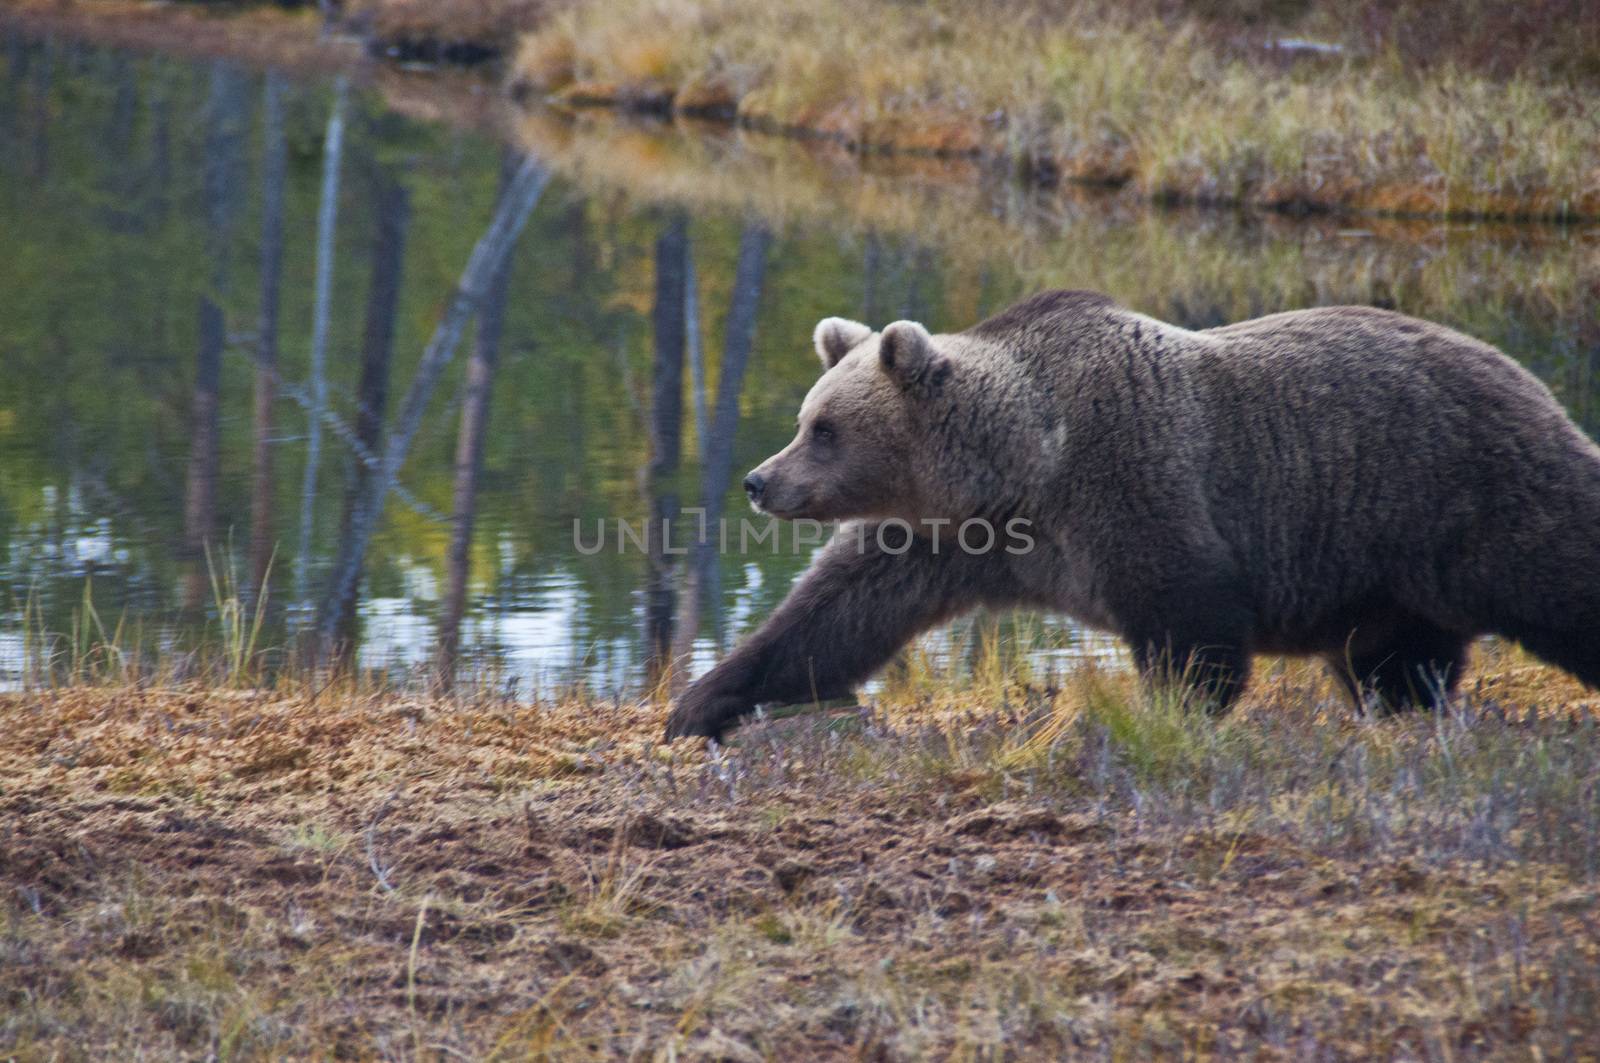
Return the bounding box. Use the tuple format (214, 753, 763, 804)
(663, 290, 1600, 740)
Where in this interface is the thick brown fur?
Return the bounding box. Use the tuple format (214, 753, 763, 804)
(664, 290, 1600, 739)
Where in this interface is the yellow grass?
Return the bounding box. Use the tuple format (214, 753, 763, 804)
(512, 0, 1600, 219)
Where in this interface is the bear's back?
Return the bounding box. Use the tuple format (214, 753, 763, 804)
(1198, 304, 1574, 449)
(971, 293, 1600, 631)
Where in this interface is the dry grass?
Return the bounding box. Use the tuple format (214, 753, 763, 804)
(511, 0, 1600, 219)
(4, 637, 1600, 1058)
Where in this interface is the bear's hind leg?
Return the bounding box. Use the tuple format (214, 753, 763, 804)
(1123, 573, 1256, 715)
(1333, 619, 1469, 715)
(1132, 637, 1251, 715)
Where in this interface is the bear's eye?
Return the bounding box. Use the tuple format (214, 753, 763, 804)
(812, 422, 836, 445)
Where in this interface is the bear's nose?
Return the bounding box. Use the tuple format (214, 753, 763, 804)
(743, 472, 766, 504)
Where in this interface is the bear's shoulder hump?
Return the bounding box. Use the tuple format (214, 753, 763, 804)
(965, 290, 1118, 340)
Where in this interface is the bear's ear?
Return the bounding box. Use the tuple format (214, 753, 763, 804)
(813, 317, 873, 371)
(878, 320, 949, 391)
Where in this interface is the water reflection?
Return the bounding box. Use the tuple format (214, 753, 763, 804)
(437, 148, 518, 685)
(0, 28, 1596, 692)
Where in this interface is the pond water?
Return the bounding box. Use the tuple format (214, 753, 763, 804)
(1, 25, 1597, 693)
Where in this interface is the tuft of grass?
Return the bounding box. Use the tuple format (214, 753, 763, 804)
(20, 578, 138, 688)
(205, 544, 273, 689)
(560, 830, 662, 938)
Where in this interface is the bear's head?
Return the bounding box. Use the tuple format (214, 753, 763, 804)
(742, 316, 955, 524)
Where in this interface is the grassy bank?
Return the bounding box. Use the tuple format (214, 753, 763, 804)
(513, 0, 1600, 220)
(4, 642, 1600, 1057)
(19, 0, 1600, 220)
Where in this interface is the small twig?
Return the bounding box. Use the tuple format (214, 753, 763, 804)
(365, 787, 402, 892)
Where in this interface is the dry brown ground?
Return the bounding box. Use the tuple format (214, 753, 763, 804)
(3, 651, 1600, 1059)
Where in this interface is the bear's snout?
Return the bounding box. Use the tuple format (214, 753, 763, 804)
(743, 472, 767, 506)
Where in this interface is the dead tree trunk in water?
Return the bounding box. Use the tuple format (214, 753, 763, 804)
(250, 71, 288, 603)
(643, 213, 689, 681)
(314, 156, 550, 656)
(673, 222, 771, 667)
(328, 159, 412, 659)
(292, 77, 348, 614)
(436, 155, 519, 690)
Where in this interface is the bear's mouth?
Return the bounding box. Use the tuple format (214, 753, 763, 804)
(751, 493, 815, 521)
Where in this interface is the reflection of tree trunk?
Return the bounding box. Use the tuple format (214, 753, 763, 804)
(148, 84, 171, 220)
(903, 244, 934, 322)
(315, 156, 550, 654)
(644, 213, 688, 680)
(975, 266, 996, 321)
(329, 160, 411, 658)
(293, 77, 348, 613)
(1587, 338, 1600, 435)
(29, 38, 49, 182)
(182, 297, 225, 610)
(437, 155, 518, 689)
(1570, 328, 1600, 434)
(250, 71, 287, 604)
(685, 244, 708, 456)
(4, 35, 26, 94)
(181, 62, 249, 611)
(564, 198, 592, 299)
(862, 230, 882, 324)
(0, 39, 21, 161)
(106, 52, 135, 178)
(673, 223, 771, 667)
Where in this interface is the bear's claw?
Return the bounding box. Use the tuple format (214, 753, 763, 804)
(662, 708, 719, 741)
(662, 691, 748, 742)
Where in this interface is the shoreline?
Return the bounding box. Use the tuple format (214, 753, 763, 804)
(7, 1, 1600, 226)
(544, 88, 1600, 225)
(513, 0, 1600, 224)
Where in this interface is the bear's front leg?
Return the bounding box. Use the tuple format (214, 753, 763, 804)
(663, 522, 1020, 741)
